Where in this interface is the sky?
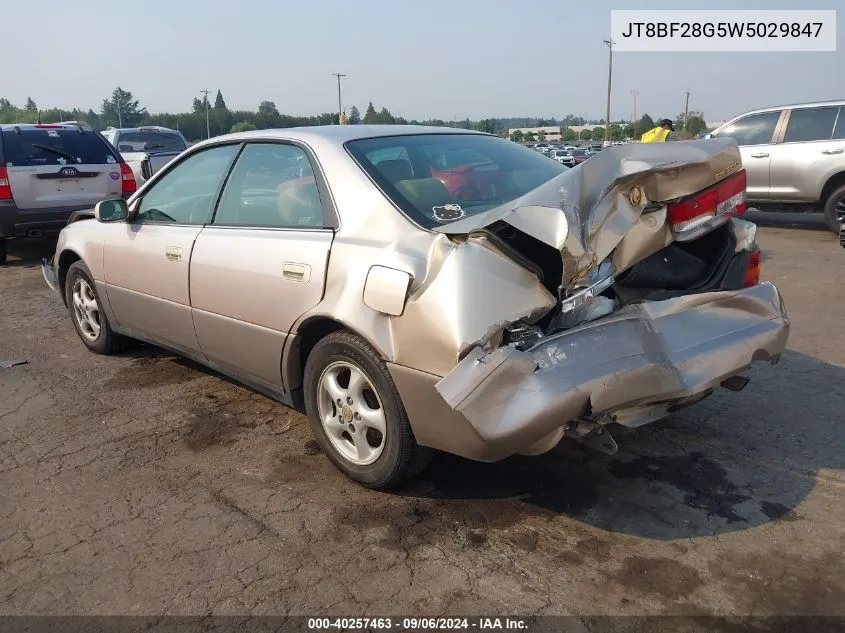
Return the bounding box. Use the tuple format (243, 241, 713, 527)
(4, 0, 842, 124)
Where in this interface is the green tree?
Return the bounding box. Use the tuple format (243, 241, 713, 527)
(230, 121, 257, 133)
(363, 102, 378, 124)
(375, 107, 395, 124)
(214, 90, 227, 110)
(592, 127, 604, 140)
(685, 115, 707, 136)
(510, 130, 524, 142)
(474, 118, 499, 134)
(101, 87, 146, 127)
(638, 114, 655, 135)
(24, 97, 37, 112)
(524, 132, 536, 142)
(192, 97, 204, 114)
(348, 105, 361, 124)
(562, 128, 576, 142)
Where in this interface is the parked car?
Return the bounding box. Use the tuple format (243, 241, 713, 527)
(42, 126, 788, 489)
(590, 144, 604, 152)
(571, 148, 590, 164)
(102, 126, 189, 186)
(549, 149, 575, 167)
(0, 122, 135, 265)
(706, 100, 845, 232)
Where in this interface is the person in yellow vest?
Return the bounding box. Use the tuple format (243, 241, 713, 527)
(339, 110, 349, 125)
(641, 118, 675, 143)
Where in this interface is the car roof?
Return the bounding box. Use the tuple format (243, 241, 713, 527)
(107, 126, 181, 133)
(0, 122, 92, 131)
(731, 99, 845, 118)
(191, 125, 482, 151)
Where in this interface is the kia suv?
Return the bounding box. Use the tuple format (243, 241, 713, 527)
(707, 100, 845, 233)
(0, 122, 136, 264)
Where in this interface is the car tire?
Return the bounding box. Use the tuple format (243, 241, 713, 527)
(823, 184, 845, 233)
(64, 261, 132, 355)
(303, 330, 433, 490)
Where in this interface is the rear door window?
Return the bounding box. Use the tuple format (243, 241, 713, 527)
(716, 111, 781, 146)
(783, 107, 838, 143)
(114, 130, 187, 153)
(1, 128, 116, 167)
(833, 108, 845, 140)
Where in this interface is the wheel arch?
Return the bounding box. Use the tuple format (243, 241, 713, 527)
(57, 249, 83, 306)
(283, 315, 390, 407)
(820, 171, 845, 206)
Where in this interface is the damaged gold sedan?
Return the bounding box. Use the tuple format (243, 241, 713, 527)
(43, 126, 789, 489)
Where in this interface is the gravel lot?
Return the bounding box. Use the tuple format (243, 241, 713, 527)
(1, 211, 843, 617)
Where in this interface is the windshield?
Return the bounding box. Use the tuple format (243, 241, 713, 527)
(114, 131, 186, 153)
(1, 128, 115, 166)
(347, 134, 566, 228)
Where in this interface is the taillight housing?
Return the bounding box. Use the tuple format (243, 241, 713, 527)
(120, 162, 137, 195)
(0, 167, 12, 200)
(743, 246, 761, 288)
(667, 170, 747, 241)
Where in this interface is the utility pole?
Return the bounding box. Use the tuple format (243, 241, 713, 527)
(630, 89, 639, 139)
(683, 91, 690, 132)
(200, 90, 211, 138)
(332, 73, 346, 124)
(117, 100, 122, 127)
(603, 39, 614, 143)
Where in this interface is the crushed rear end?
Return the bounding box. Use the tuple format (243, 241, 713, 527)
(425, 137, 790, 459)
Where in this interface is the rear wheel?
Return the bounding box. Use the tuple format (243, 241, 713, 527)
(64, 261, 132, 355)
(823, 184, 845, 233)
(303, 331, 433, 489)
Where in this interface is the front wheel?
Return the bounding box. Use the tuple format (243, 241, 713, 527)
(64, 261, 132, 355)
(303, 331, 432, 489)
(823, 184, 845, 233)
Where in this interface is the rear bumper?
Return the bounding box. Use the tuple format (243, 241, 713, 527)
(0, 200, 94, 239)
(393, 282, 790, 462)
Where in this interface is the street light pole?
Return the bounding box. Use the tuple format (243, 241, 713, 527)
(603, 39, 614, 143)
(631, 89, 639, 139)
(200, 89, 211, 138)
(683, 91, 690, 132)
(332, 73, 346, 124)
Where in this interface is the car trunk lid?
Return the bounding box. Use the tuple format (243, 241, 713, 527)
(433, 137, 744, 290)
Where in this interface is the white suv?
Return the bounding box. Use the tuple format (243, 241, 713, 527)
(708, 100, 845, 232)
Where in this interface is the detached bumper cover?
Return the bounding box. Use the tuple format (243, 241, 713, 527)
(42, 257, 59, 292)
(435, 282, 789, 459)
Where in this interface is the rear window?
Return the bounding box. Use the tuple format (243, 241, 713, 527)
(346, 133, 566, 229)
(1, 128, 115, 167)
(114, 130, 186, 154)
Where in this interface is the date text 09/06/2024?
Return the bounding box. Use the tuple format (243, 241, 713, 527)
(307, 617, 529, 630)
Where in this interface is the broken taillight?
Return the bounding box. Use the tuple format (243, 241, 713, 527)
(0, 167, 12, 200)
(668, 170, 747, 241)
(743, 246, 761, 287)
(120, 162, 137, 196)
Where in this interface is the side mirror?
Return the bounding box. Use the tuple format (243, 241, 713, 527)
(95, 199, 129, 223)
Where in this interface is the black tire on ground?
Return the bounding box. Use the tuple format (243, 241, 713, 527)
(303, 330, 433, 490)
(0, 238, 6, 266)
(823, 184, 845, 233)
(64, 261, 132, 355)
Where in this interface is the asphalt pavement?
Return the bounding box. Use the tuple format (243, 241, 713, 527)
(0, 210, 843, 617)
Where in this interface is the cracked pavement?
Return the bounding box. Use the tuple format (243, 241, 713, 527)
(1, 211, 844, 616)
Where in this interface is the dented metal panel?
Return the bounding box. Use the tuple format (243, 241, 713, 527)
(432, 282, 789, 460)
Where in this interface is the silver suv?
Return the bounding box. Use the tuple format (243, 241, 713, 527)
(0, 122, 135, 264)
(708, 100, 845, 232)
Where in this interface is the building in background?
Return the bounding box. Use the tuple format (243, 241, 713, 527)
(508, 126, 562, 141)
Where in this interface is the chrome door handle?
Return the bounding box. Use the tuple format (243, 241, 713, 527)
(282, 262, 310, 282)
(822, 148, 844, 155)
(165, 246, 182, 262)
(750, 153, 770, 158)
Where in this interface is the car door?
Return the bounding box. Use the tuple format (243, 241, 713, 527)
(189, 142, 335, 393)
(102, 143, 241, 356)
(767, 105, 843, 202)
(713, 110, 784, 200)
